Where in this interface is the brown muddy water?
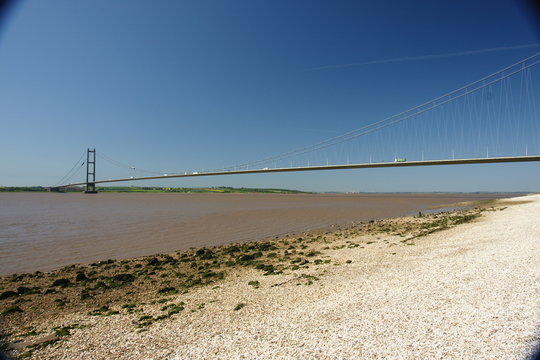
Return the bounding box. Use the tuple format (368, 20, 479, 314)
(0, 192, 517, 275)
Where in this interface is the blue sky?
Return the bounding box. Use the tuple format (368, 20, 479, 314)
(1, 0, 539, 192)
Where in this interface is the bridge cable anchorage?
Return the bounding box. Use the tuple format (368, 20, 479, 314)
(217, 53, 540, 171)
(52, 151, 86, 187)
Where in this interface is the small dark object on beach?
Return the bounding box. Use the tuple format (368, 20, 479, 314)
(112, 273, 135, 283)
(147, 257, 161, 266)
(196, 248, 215, 260)
(238, 252, 263, 262)
(51, 278, 71, 287)
(94, 281, 108, 289)
(16, 286, 30, 294)
(9, 274, 25, 282)
(234, 303, 246, 311)
(54, 326, 72, 337)
(201, 271, 224, 279)
(16, 286, 40, 295)
(54, 298, 67, 307)
(88, 305, 110, 316)
(0, 291, 18, 300)
(80, 289, 92, 300)
(164, 303, 185, 315)
(1, 305, 23, 316)
(75, 272, 87, 282)
(256, 264, 281, 275)
(157, 286, 177, 294)
(224, 245, 241, 254)
(239, 254, 256, 262)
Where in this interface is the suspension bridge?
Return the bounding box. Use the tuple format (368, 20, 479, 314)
(52, 54, 540, 193)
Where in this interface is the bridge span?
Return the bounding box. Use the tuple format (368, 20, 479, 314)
(51, 54, 540, 193)
(55, 155, 540, 190)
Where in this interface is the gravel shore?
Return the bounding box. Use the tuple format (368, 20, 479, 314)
(2, 194, 539, 359)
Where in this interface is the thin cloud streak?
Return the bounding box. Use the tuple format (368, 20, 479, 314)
(305, 44, 540, 71)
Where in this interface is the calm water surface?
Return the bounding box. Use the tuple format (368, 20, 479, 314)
(0, 192, 516, 275)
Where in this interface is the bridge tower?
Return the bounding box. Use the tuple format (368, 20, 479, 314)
(85, 148, 97, 194)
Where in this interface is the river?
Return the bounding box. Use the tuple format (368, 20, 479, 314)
(0, 192, 517, 275)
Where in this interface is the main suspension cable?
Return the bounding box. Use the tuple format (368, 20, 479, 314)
(219, 53, 540, 171)
(53, 151, 86, 187)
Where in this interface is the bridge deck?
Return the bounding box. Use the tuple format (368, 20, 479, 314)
(57, 155, 540, 188)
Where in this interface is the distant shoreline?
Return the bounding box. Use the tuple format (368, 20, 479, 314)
(0, 186, 311, 194)
(0, 186, 532, 195)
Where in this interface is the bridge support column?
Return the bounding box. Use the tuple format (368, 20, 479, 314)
(85, 148, 98, 194)
(85, 182, 96, 194)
